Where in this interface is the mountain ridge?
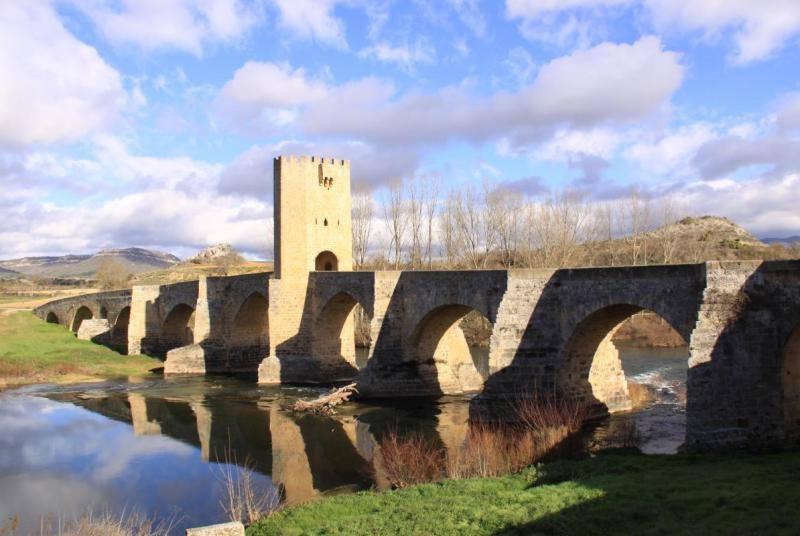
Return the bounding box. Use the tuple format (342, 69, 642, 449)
(0, 247, 179, 279)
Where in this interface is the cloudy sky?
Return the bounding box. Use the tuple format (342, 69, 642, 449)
(2, 0, 800, 260)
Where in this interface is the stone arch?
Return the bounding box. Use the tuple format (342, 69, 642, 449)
(560, 303, 688, 415)
(315, 251, 338, 272)
(70, 305, 94, 332)
(112, 306, 131, 353)
(230, 292, 269, 348)
(45, 311, 59, 324)
(161, 303, 195, 353)
(311, 291, 369, 376)
(409, 304, 491, 394)
(99, 306, 108, 319)
(782, 322, 800, 440)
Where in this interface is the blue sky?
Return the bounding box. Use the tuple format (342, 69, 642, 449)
(1, 0, 799, 259)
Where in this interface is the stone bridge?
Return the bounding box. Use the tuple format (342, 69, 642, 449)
(33, 259, 800, 450)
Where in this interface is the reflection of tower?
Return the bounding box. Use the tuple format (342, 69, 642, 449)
(269, 405, 319, 505)
(190, 401, 212, 461)
(128, 393, 161, 435)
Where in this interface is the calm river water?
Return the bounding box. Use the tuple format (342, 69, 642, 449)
(0, 346, 688, 534)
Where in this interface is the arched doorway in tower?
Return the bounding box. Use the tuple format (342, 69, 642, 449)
(561, 304, 689, 452)
(46, 311, 59, 324)
(311, 292, 370, 379)
(161, 303, 196, 355)
(315, 251, 338, 271)
(70, 306, 93, 332)
(782, 322, 800, 441)
(228, 292, 269, 371)
(409, 304, 493, 395)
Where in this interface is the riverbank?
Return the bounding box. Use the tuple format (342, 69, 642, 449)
(249, 452, 800, 535)
(0, 310, 161, 389)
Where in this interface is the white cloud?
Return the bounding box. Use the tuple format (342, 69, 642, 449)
(69, 0, 264, 55)
(534, 128, 621, 161)
(646, 0, 800, 64)
(777, 93, 800, 132)
(298, 37, 682, 145)
(507, 0, 633, 18)
(625, 123, 717, 176)
(217, 62, 328, 131)
(522, 36, 681, 125)
(0, 138, 273, 259)
(220, 62, 328, 108)
(270, 0, 348, 48)
(359, 39, 436, 70)
(506, 0, 633, 46)
(446, 0, 486, 37)
(677, 173, 800, 237)
(506, 0, 800, 64)
(692, 135, 800, 180)
(0, 2, 126, 147)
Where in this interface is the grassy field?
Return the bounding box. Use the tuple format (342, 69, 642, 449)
(249, 452, 800, 535)
(0, 310, 161, 388)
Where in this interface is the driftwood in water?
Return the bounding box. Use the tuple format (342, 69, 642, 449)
(291, 383, 358, 415)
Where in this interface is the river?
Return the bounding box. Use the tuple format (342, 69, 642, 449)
(0, 345, 688, 533)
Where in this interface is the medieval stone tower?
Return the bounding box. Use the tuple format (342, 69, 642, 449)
(273, 155, 353, 278)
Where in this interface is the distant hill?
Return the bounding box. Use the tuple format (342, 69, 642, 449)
(0, 248, 179, 279)
(636, 215, 798, 262)
(0, 266, 21, 279)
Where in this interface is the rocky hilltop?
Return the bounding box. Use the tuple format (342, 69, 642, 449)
(0, 248, 179, 279)
(187, 243, 242, 264)
(647, 216, 762, 246)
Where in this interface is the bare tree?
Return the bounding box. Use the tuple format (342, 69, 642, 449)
(655, 195, 680, 264)
(216, 252, 245, 275)
(408, 179, 424, 269)
(382, 182, 408, 269)
(489, 187, 521, 267)
(625, 189, 651, 265)
(352, 193, 374, 269)
(423, 180, 439, 269)
(440, 190, 460, 268)
(95, 258, 130, 290)
(453, 184, 485, 269)
(528, 191, 592, 268)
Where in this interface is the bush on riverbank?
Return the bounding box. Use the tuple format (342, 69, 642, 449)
(0, 311, 161, 388)
(379, 396, 588, 488)
(248, 452, 800, 535)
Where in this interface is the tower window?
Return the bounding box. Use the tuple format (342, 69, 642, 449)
(324, 218, 328, 226)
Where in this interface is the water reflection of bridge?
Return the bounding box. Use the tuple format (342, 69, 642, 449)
(68, 390, 469, 505)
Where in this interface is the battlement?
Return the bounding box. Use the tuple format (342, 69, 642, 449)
(275, 155, 350, 168)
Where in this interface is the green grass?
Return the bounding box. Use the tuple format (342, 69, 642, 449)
(249, 452, 800, 535)
(0, 311, 161, 386)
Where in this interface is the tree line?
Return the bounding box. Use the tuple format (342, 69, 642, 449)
(351, 178, 800, 271)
